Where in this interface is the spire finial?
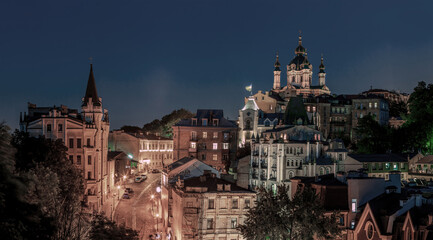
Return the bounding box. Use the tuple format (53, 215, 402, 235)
(298, 30, 302, 45)
(88, 56, 93, 64)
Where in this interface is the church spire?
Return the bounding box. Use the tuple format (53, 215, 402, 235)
(294, 33, 306, 55)
(274, 51, 281, 71)
(83, 64, 101, 106)
(319, 55, 326, 73)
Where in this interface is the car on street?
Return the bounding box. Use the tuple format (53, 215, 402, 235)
(122, 193, 130, 199)
(125, 187, 134, 194)
(141, 174, 147, 180)
(151, 169, 160, 173)
(135, 176, 143, 183)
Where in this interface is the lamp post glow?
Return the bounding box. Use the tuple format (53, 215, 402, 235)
(156, 186, 161, 193)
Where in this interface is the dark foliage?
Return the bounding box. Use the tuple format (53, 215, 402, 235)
(120, 125, 143, 134)
(89, 214, 139, 240)
(389, 101, 408, 118)
(142, 108, 194, 138)
(238, 185, 340, 240)
(0, 124, 55, 240)
(355, 114, 391, 153)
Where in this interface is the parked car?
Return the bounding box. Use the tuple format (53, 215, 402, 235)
(122, 193, 130, 199)
(125, 187, 134, 194)
(152, 169, 160, 173)
(141, 174, 147, 180)
(135, 176, 143, 183)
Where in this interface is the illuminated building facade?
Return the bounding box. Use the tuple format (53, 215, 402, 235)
(20, 64, 111, 213)
(172, 109, 237, 173)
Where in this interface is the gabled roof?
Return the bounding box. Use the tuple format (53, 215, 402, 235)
(164, 157, 220, 183)
(182, 175, 254, 193)
(175, 109, 237, 128)
(416, 155, 433, 164)
(348, 153, 407, 163)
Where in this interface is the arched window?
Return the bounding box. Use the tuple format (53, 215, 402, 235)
(246, 120, 251, 130)
(319, 167, 324, 175)
(289, 171, 295, 179)
(264, 119, 270, 127)
(326, 167, 330, 174)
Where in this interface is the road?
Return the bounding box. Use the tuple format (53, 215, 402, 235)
(114, 172, 162, 240)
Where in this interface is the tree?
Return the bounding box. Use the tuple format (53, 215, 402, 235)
(239, 185, 340, 240)
(142, 108, 193, 138)
(12, 131, 89, 240)
(405, 81, 433, 153)
(389, 101, 408, 118)
(354, 114, 391, 154)
(0, 123, 54, 240)
(120, 125, 142, 133)
(89, 214, 139, 240)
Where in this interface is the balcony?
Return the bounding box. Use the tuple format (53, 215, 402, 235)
(269, 177, 277, 181)
(261, 162, 268, 168)
(252, 174, 258, 179)
(252, 162, 259, 168)
(260, 175, 267, 181)
(271, 164, 277, 168)
(188, 148, 197, 153)
(184, 207, 198, 214)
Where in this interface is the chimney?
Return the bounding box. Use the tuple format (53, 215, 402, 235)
(200, 175, 207, 182)
(224, 184, 231, 192)
(177, 176, 184, 188)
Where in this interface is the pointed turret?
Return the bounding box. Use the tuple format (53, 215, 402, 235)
(295, 34, 306, 55)
(83, 64, 101, 106)
(319, 55, 325, 73)
(273, 51, 281, 90)
(274, 52, 281, 71)
(318, 55, 326, 86)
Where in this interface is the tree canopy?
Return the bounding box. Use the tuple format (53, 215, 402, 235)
(238, 185, 340, 240)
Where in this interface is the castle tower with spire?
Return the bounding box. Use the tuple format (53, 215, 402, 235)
(20, 64, 111, 214)
(318, 55, 326, 86)
(273, 52, 281, 90)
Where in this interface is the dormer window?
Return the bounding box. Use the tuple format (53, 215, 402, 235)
(192, 118, 197, 126)
(213, 119, 219, 126)
(202, 118, 208, 126)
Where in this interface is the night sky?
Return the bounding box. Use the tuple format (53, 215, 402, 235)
(1, 0, 433, 130)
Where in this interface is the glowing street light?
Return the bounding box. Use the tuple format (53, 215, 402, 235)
(151, 194, 155, 199)
(156, 186, 161, 193)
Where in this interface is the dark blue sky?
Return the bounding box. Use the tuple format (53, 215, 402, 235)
(1, 0, 433, 130)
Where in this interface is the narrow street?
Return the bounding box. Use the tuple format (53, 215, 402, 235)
(114, 172, 162, 240)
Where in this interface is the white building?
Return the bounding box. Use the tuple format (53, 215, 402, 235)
(20, 64, 111, 213)
(171, 173, 256, 240)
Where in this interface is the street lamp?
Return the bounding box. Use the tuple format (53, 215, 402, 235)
(117, 185, 121, 200)
(123, 175, 127, 187)
(156, 186, 161, 193)
(156, 213, 159, 233)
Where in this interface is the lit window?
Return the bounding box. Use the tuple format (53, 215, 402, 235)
(244, 199, 250, 208)
(369, 102, 372, 108)
(203, 132, 207, 138)
(223, 143, 229, 149)
(207, 219, 214, 230)
(190, 142, 196, 149)
(374, 102, 378, 108)
(213, 132, 218, 138)
(213, 143, 218, 150)
(351, 199, 357, 213)
(213, 154, 218, 161)
(231, 218, 237, 229)
(208, 199, 215, 209)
